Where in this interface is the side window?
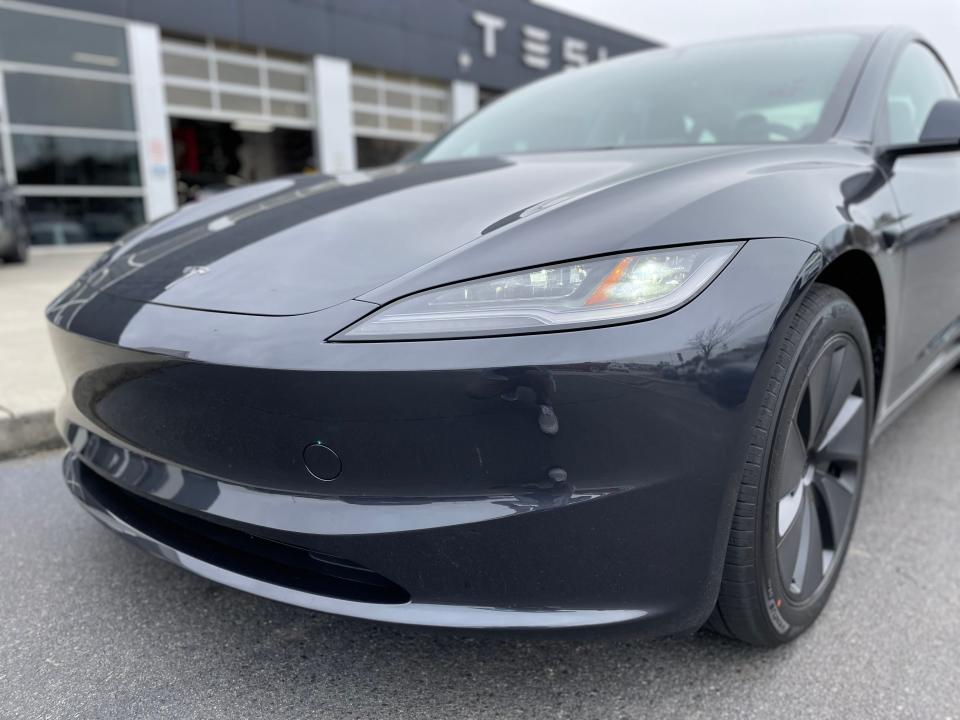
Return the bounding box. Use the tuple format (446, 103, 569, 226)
(885, 43, 958, 144)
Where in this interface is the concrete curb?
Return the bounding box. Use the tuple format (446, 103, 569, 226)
(0, 410, 64, 460)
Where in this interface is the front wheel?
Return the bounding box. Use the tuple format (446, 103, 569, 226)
(709, 283, 873, 646)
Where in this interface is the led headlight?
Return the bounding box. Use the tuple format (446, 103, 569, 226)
(335, 242, 742, 341)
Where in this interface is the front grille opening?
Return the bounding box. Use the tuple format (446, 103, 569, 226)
(77, 462, 410, 604)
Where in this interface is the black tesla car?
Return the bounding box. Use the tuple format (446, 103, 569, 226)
(48, 28, 960, 645)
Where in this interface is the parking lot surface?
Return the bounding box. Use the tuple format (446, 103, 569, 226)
(0, 246, 107, 416)
(0, 246, 109, 456)
(1, 373, 959, 719)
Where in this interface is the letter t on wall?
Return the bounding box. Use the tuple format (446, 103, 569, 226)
(473, 11, 507, 58)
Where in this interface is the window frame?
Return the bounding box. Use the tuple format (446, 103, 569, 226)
(0, 2, 129, 73)
(3, 69, 137, 131)
(874, 40, 960, 147)
(10, 132, 142, 187)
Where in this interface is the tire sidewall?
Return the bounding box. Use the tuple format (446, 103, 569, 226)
(756, 290, 874, 643)
(2, 234, 29, 264)
(14, 236, 29, 263)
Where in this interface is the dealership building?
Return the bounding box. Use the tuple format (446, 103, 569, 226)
(0, 0, 654, 244)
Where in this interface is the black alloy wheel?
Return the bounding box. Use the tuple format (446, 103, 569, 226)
(775, 335, 867, 603)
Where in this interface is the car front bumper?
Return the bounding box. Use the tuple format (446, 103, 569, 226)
(49, 237, 818, 632)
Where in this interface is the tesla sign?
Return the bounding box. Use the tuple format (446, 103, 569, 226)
(467, 10, 609, 72)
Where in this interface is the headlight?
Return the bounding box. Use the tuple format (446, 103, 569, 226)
(334, 242, 742, 341)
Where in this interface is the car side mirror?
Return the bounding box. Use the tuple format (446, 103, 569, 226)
(919, 98, 960, 143)
(877, 98, 960, 167)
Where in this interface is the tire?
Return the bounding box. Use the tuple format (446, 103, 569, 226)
(1, 234, 29, 264)
(708, 283, 873, 646)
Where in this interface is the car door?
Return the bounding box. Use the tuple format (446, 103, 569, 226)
(881, 42, 960, 405)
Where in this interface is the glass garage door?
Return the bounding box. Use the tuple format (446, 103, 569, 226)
(161, 36, 313, 131)
(351, 67, 452, 168)
(0, 2, 144, 244)
(160, 35, 316, 202)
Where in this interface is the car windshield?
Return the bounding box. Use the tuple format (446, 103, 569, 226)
(419, 33, 864, 161)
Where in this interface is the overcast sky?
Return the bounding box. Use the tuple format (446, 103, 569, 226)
(535, 0, 960, 76)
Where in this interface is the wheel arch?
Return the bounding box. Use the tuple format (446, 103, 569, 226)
(812, 249, 886, 416)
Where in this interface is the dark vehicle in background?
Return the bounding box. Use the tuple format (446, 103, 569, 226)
(29, 216, 90, 246)
(48, 28, 960, 646)
(0, 180, 29, 263)
(176, 172, 245, 206)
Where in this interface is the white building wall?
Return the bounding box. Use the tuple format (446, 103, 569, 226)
(128, 21, 177, 220)
(0, 72, 14, 184)
(313, 55, 357, 174)
(450, 80, 479, 124)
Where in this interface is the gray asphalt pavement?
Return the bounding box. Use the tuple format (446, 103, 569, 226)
(2, 375, 960, 719)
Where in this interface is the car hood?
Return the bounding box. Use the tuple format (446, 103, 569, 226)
(84, 145, 849, 316)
